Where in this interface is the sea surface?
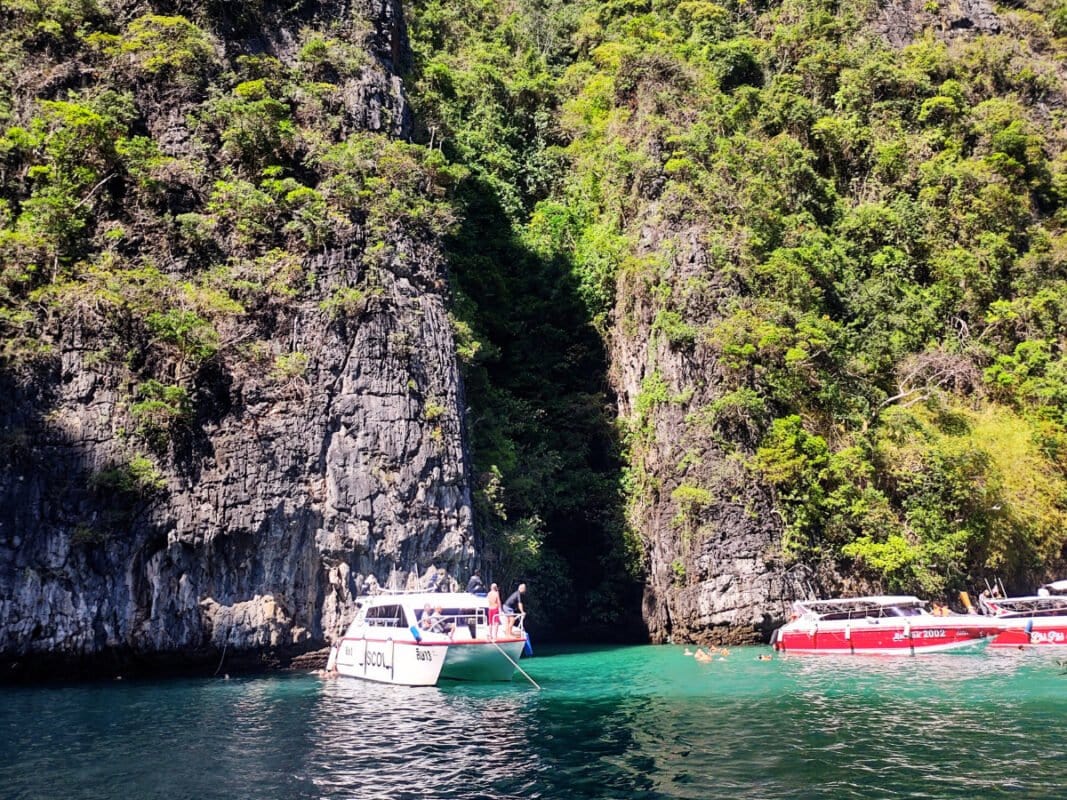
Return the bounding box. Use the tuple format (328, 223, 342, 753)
(2, 645, 1065, 799)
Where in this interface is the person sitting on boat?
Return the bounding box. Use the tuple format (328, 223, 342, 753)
(466, 574, 486, 594)
(419, 603, 435, 631)
(430, 605, 454, 635)
(502, 583, 526, 637)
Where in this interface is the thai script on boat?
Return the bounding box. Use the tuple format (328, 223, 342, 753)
(1030, 630, 1065, 644)
(416, 647, 434, 662)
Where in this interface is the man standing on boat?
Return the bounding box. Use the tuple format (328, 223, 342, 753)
(502, 583, 526, 638)
(487, 583, 501, 640)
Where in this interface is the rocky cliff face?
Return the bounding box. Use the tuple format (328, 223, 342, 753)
(611, 223, 799, 646)
(0, 0, 474, 677)
(606, 0, 1022, 646)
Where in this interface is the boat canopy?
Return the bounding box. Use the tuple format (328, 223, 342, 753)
(1041, 579, 1067, 594)
(794, 596, 926, 619)
(359, 591, 488, 609)
(984, 595, 1067, 617)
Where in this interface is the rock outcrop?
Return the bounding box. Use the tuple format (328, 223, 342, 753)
(612, 223, 799, 646)
(0, 0, 474, 678)
(874, 0, 1001, 48)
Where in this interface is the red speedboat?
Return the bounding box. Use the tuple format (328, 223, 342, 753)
(981, 581, 1067, 648)
(772, 596, 998, 655)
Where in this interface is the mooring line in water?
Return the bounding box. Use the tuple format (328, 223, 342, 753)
(213, 640, 228, 676)
(492, 640, 541, 690)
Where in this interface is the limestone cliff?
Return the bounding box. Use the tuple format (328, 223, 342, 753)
(605, 0, 1029, 646)
(0, 0, 474, 677)
(612, 223, 798, 646)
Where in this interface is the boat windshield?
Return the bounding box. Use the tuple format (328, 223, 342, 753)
(796, 596, 925, 619)
(882, 605, 924, 617)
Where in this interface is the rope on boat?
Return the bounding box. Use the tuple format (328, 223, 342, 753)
(492, 640, 541, 690)
(213, 639, 228, 677)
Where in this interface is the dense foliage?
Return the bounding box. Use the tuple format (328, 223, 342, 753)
(0, 0, 463, 539)
(552, 0, 1067, 596)
(402, 0, 1067, 601)
(2, 0, 1066, 635)
(405, 0, 644, 635)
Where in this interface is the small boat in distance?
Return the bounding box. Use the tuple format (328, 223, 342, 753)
(772, 596, 998, 655)
(981, 580, 1067, 648)
(328, 591, 528, 686)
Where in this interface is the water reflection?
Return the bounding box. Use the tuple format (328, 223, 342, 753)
(307, 678, 540, 799)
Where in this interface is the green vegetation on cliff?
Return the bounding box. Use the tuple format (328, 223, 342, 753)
(0, 0, 460, 475)
(403, 0, 1067, 599)
(2, 0, 1066, 637)
(405, 0, 643, 635)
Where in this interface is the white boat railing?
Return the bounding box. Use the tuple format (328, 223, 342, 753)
(414, 609, 526, 638)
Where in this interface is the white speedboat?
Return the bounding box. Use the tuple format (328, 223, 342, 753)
(327, 591, 529, 685)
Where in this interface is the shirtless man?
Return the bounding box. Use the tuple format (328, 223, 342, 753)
(486, 583, 501, 640)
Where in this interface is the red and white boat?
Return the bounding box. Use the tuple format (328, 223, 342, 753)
(981, 580, 1067, 648)
(772, 596, 998, 655)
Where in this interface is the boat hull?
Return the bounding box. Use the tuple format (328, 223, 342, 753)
(990, 620, 1067, 648)
(774, 620, 995, 655)
(439, 640, 526, 681)
(334, 637, 445, 686)
(333, 635, 528, 685)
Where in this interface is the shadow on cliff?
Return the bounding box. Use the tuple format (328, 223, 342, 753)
(444, 177, 645, 643)
(0, 366, 332, 683)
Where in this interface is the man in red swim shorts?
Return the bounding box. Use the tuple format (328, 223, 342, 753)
(486, 583, 501, 640)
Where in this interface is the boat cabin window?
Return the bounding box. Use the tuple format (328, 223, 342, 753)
(365, 604, 408, 628)
(882, 606, 923, 617)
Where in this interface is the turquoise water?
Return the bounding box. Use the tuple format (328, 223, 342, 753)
(3, 645, 1066, 799)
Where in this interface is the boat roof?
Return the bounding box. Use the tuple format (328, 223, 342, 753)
(794, 596, 924, 614)
(356, 591, 487, 608)
(1041, 579, 1067, 593)
(986, 596, 1067, 613)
